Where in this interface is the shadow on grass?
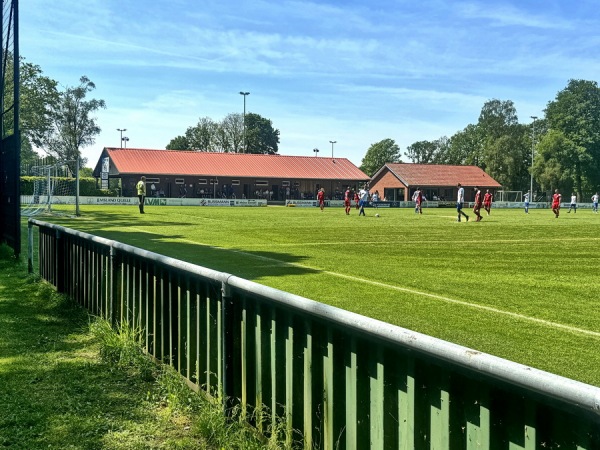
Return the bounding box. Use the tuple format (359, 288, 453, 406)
(107, 229, 319, 281)
(23, 216, 321, 282)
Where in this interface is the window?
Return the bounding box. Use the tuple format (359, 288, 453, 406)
(255, 180, 269, 186)
(282, 181, 290, 187)
(210, 179, 219, 185)
(231, 180, 240, 186)
(175, 178, 185, 184)
(198, 179, 207, 184)
(146, 177, 160, 183)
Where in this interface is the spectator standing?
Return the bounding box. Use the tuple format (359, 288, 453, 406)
(136, 176, 146, 214)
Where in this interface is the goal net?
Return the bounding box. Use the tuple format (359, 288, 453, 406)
(495, 190, 522, 202)
(21, 162, 78, 217)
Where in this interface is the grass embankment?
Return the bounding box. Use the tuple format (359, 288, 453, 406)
(0, 247, 271, 449)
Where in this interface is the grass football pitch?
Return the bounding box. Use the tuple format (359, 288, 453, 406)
(35, 204, 600, 387)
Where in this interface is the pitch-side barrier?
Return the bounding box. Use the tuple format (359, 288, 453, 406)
(21, 195, 268, 207)
(28, 219, 600, 449)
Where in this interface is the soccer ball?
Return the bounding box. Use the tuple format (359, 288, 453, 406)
(375, 213, 380, 218)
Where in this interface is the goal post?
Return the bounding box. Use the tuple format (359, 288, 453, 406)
(21, 160, 79, 217)
(495, 190, 523, 202)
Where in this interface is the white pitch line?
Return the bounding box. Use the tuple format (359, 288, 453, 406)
(148, 233, 600, 339)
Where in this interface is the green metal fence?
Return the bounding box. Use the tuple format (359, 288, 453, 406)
(28, 219, 600, 449)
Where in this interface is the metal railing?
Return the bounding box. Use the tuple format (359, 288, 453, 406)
(28, 219, 600, 449)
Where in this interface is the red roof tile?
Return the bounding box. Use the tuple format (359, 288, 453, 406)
(382, 163, 502, 188)
(102, 148, 369, 180)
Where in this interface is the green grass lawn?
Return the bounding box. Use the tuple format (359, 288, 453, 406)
(0, 250, 202, 449)
(32, 204, 600, 386)
(0, 247, 273, 449)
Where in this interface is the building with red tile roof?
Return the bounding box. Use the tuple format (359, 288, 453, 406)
(92, 148, 369, 200)
(369, 163, 502, 202)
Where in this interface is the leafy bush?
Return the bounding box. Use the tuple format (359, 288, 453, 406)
(20, 176, 119, 196)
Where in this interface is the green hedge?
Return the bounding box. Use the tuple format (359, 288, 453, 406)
(20, 177, 120, 197)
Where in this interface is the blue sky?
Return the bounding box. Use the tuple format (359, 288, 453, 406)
(20, 0, 600, 167)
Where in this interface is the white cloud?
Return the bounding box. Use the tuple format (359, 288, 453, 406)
(455, 2, 573, 29)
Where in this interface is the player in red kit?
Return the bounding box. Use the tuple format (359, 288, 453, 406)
(344, 186, 351, 215)
(353, 191, 360, 210)
(483, 189, 492, 216)
(317, 188, 325, 211)
(473, 187, 483, 222)
(552, 189, 561, 218)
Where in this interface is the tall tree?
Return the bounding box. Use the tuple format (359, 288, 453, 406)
(217, 113, 244, 152)
(404, 140, 437, 163)
(531, 129, 586, 195)
(478, 99, 518, 141)
(544, 79, 600, 194)
(482, 128, 530, 189)
(3, 57, 59, 167)
(244, 113, 279, 154)
(166, 135, 190, 150)
(19, 60, 60, 150)
(404, 137, 450, 164)
(43, 76, 106, 166)
(447, 124, 484, 166)
(359, 138, 401, 176)
(476, 99, 520, 175)
(184, 117, 218, 151)
(165, 112, 277, 154)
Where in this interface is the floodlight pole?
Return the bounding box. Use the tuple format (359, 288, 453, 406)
(313, 148, 320, 157)
(329, 140, 337, 158)
(117, 128, 127, 148)
(239, 92, 250, 153)
(530, 116, 538, 202)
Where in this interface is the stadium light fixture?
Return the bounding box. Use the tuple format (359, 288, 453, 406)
(117, 128, 127, 148)
(239, 92, 250, 153)
(122, 136, 130, 148)
(530, 116, 538, 201)
(329, 140, 337, 158)
(313, 148, 320, 157)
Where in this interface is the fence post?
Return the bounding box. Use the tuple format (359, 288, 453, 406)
(27, 220, 34, 274)
(55, 230, 65, 293)
(109, 246, 120, 325)
(221, 277, 235, 412)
